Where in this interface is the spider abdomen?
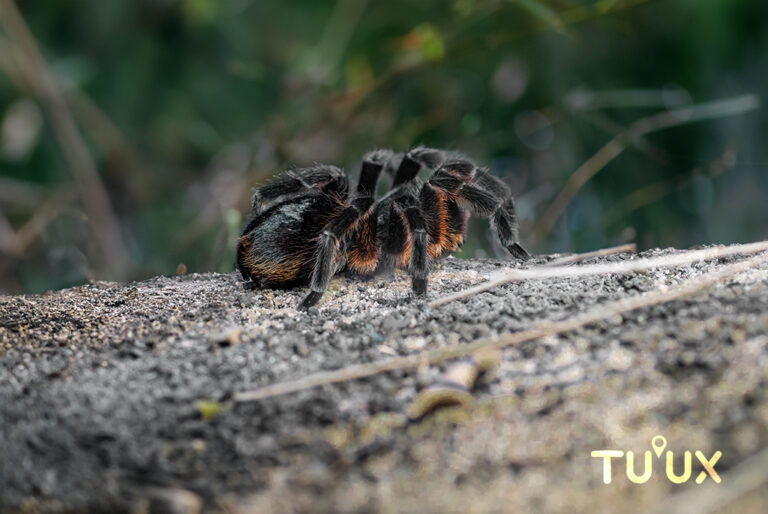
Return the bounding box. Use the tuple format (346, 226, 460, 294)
(236, 195, 345, 288)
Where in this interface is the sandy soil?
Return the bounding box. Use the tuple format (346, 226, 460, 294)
(1, 247, 767, 513)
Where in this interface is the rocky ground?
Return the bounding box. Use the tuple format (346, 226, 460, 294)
(1, 246, 768, 513)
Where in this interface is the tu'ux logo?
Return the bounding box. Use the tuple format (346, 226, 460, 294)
(591, 435, 721, 484)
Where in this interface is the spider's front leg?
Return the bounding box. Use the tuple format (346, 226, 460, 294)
(469, 169, 530, 259)
(460, 183, 530, 259)
(430, 161, 530, 260)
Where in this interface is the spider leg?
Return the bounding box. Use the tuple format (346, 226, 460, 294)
(392, 146, 450, 186)
(349, 147, 434, 276)
(377, 193, 430, 296)
(460, 184, 529, 259)
(401, 198, 430, 296)
(470, 169, 530, 259)
(299, 148, 390, 310)
(299, 196, 373, 310)
(250, 164, 348, 216)
(356, 149, 395, 196)
(428, 160, 530, 260)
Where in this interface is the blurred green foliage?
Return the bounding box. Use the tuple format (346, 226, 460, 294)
(0, 0, 766, 293)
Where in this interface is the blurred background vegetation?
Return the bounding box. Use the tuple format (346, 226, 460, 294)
(0, 0, 766, 294)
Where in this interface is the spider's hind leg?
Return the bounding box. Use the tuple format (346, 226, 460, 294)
(250, 164, 348, 216)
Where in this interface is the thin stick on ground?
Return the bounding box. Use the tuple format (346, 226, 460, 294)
(429, 239, 768, 308)
(233, 247, 768, 402)
(534, 94, 760, 240)
(0, 1, 130, 279)
(545, 243, 636, 267)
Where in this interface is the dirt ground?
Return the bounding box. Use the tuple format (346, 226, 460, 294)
(1, 247, 768, 513)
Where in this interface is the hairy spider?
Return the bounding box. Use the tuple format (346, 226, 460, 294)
(236, 147, 530, 310)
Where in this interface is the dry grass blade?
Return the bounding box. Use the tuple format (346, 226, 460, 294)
(535, 94, 760, 239)
(429, 240, 768, 308)
(545, 243, 636, 267)
(0, 38, 144, 186)
(13, 189, 77, 255)
(0, 0, 130, 279)
(233, 246, 768, 403)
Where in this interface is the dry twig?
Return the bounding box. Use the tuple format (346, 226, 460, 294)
(545, 243, 636, 267)
(429, 240, 768, 308)
(233, 244, 768, 402)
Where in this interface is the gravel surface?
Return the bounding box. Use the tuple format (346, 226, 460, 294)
(1, 247, 768, 513)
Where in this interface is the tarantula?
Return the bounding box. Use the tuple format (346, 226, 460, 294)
(236, 147, 529, 310)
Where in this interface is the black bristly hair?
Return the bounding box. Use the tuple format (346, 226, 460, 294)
(235, 146, 530, 310)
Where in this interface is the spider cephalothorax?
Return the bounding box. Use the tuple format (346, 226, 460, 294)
(236, 147, 530, 310)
